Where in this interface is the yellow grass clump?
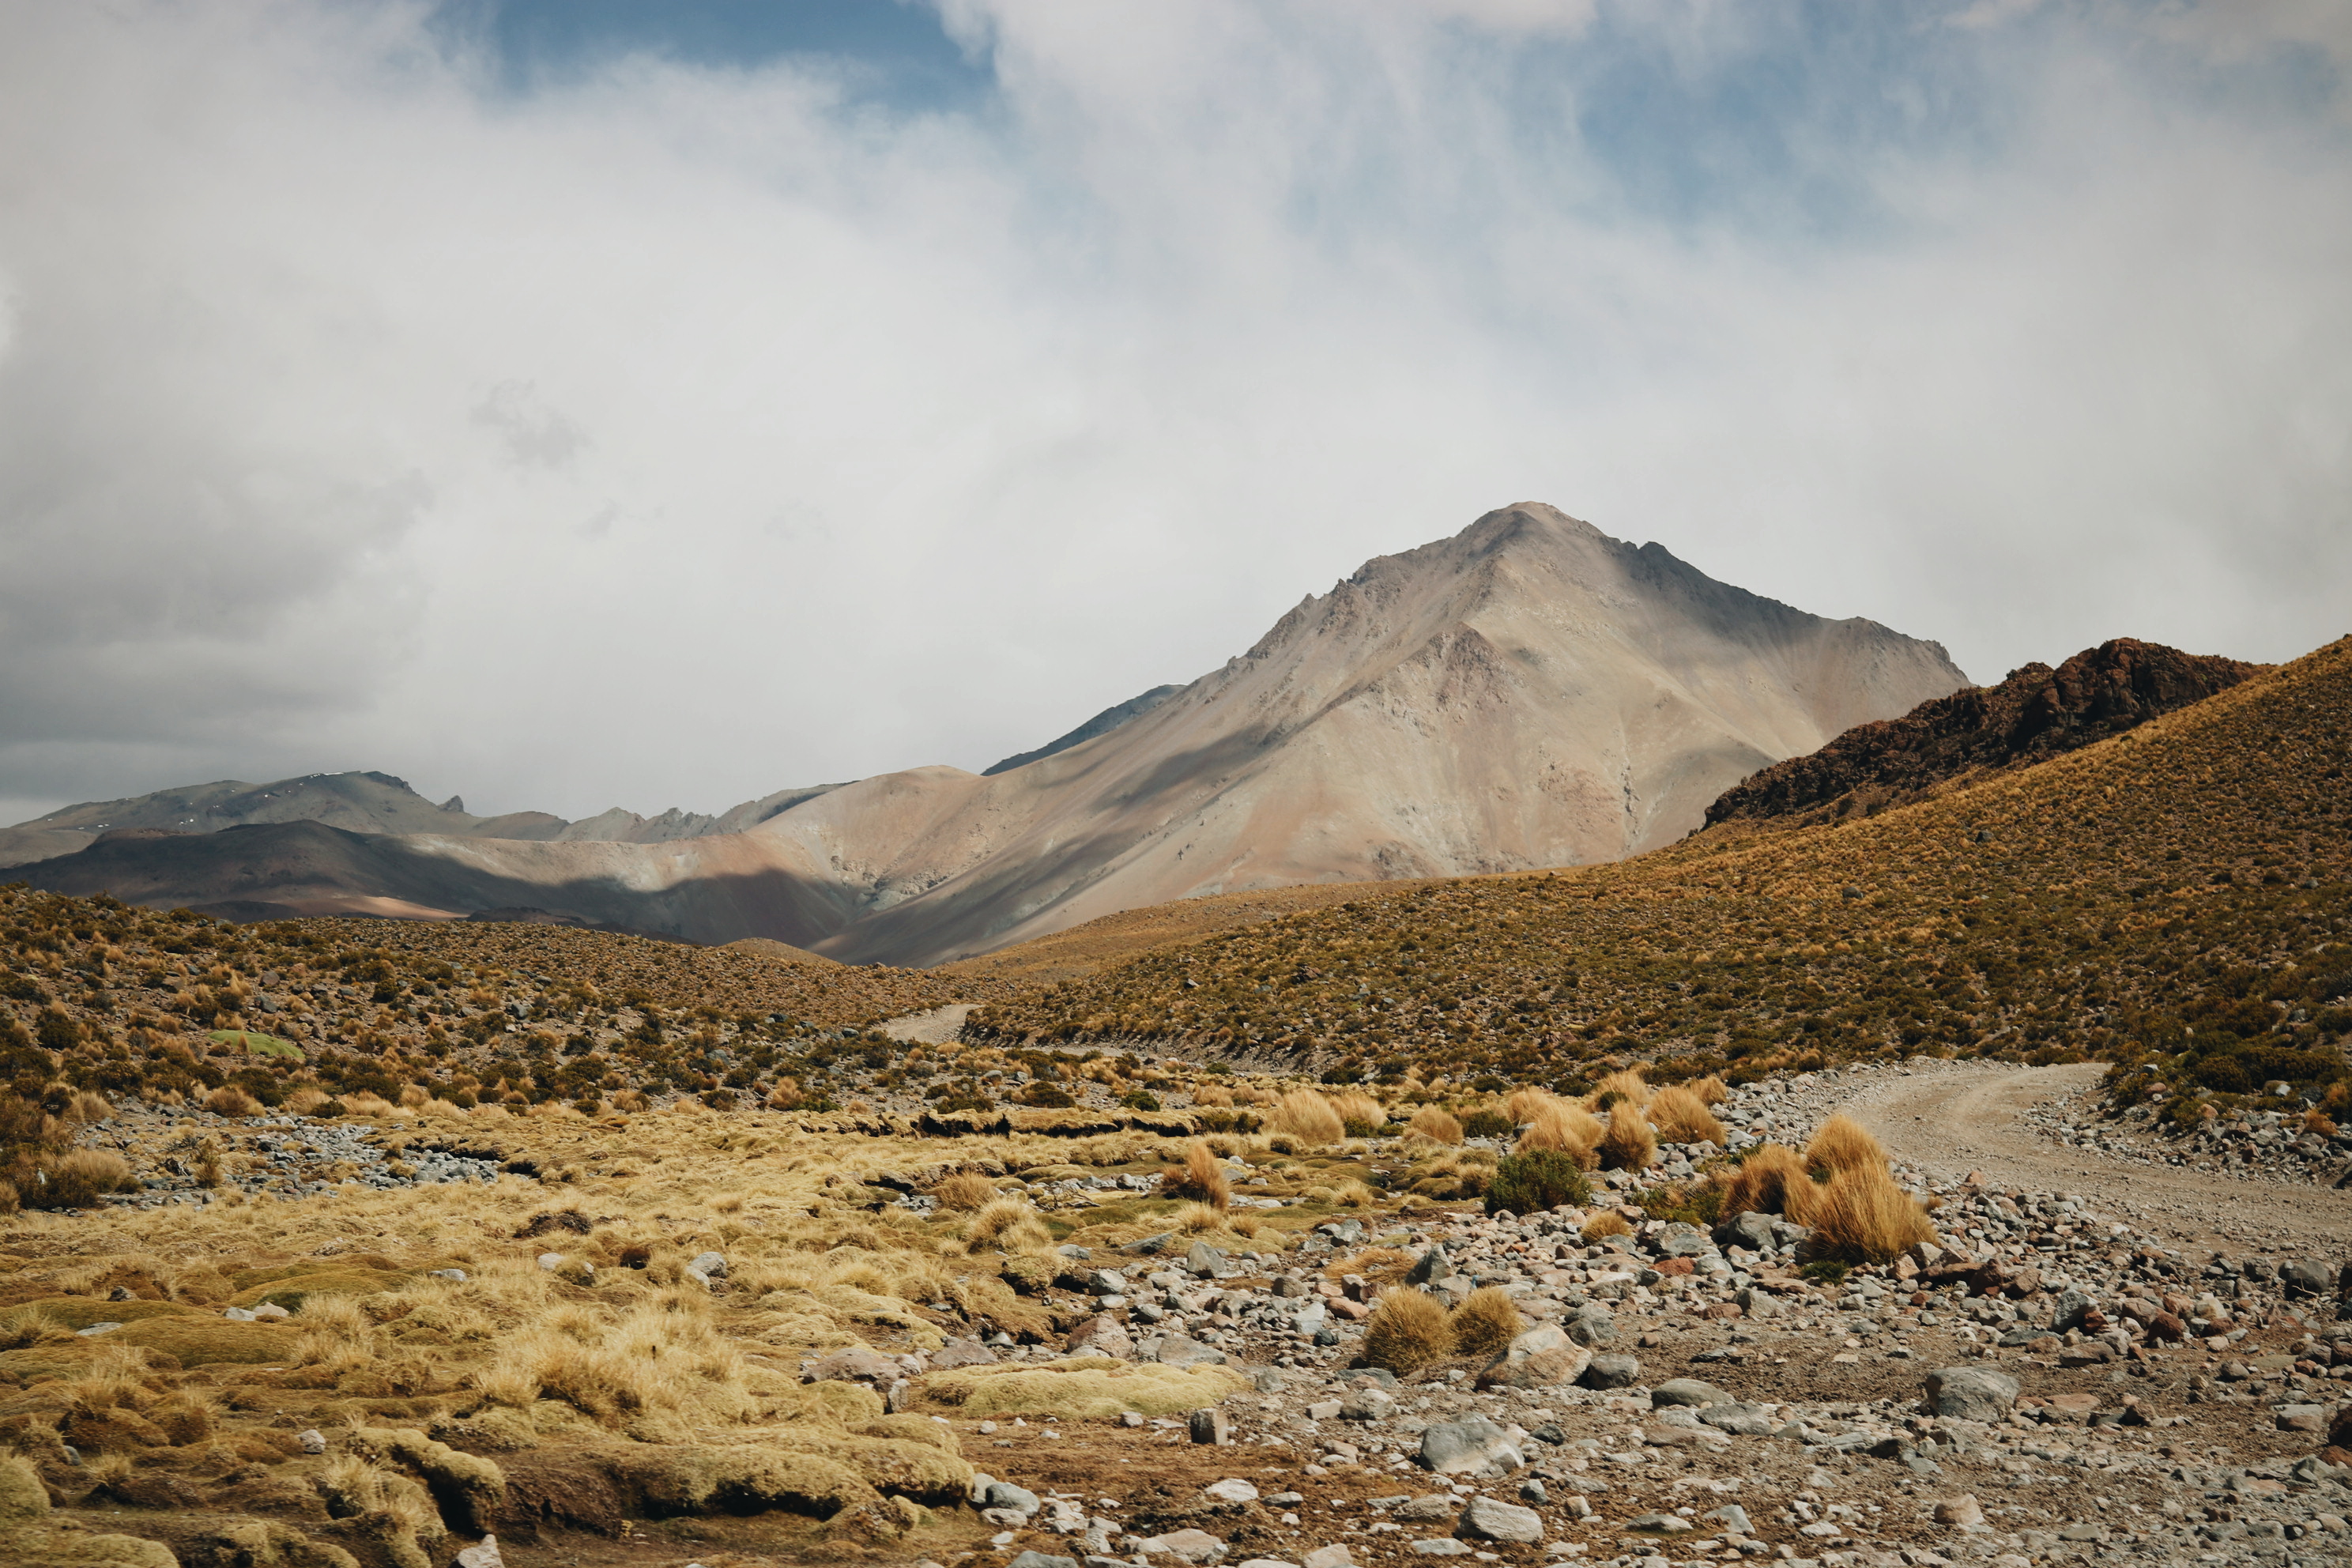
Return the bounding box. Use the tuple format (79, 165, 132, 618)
(1331, 1091, 1388, 1136)
(1448, 1286, 1525, 1361)
(931, 1173, 997, 1212)
(1804, 1113, 1886, 1177)
(1504, 1086, 1555, 1125)
(1408, 1106, 1464, 1145)
(965, 1197, 1054, 1255)
(1159, 1140, 1231, 1209)
(1687, 1075, 1730, 1106)
(1804, 1161, 1938, 1265)
(1580, 1210, 1632, 1242)
(1362, 1287, 1453, 1374)
(925, 1359, 1250, 1419)
(1721, 1143, 1813, 1221)
(1646, 1085, 1727, 1146)
(202, 1084, 261, 1118)
(1589, 1067, 1651, 1111)
(1267, 1090, 1345, 1145)
(1594, 1102, 1657, 1171)
(1514, 1102, 1601, 1162)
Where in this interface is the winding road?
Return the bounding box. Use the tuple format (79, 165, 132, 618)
(1838, 1061, 2352, 1263)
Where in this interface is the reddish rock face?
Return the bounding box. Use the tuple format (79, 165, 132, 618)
(1704, 638, 2264, 827)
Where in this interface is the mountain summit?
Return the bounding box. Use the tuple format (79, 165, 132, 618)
(21, 504, 1967, 962)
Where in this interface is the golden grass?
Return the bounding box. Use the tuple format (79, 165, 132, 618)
(1803, 1113, 1886, 1177)
(925, 1359, 1250, 1419)
(1721, 1143, 1809, 1220)
(202, 1084, 261, 1118)
(1514, 1103, 1600, 1161)
(1687, 1075, 1729, 1106)
(1503, 1086, 1553, 1125)
(1362, 1287, 1453, 1374)
(1589, 1067, 1651, 1111)
(1646, 1085, 1727, 1146)
(1267, 1090, 1345, 1145)
(1594, 1102, 1657, 1171)
(1159, 1140, 1231, 1209)
(1804, 1161, 1937, 1265)
(1447, 1286, 1525, 1361)
(1580, 1210, 1632, 1242)
(964, 1197, 1053, 1255)
(1330, 1091, 1388, 1136)
(1408, 1106, 1464, 1145)
(930, 1173, 997, 1212)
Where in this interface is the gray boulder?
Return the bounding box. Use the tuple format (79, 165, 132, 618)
(1156, 1334, 1227, 1368)
(1714, 1211, 1778, 1253)
(1407, 1248, 1455, 1286)
(1392, 1495, 1455, 1521)
(1564, 1304, 1616, 1348)
(1476, 1322, 1591, 1390)
(1650, 1378, 1728, 1408)
(1007, 1555, 1079, 1568)
(986, 1481, 1042, 1516)
(1696, 1404, 1775, 1437)
(1925, 1366, 2019, 1423)
(1576, 1354, 1642, 1389)
(2050, 1289, 2093, 1333)
(2280, 1259, 2335, 1298)
(1186, 1242, 1228, 1277)
(1419, 1415, 1521, 1475)
(1458, 1495, 1544, 1543)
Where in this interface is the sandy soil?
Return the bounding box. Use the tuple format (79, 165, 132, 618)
(1839, 1061, 2352, 1265)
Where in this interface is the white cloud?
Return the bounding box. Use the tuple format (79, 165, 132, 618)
(0, 0, 2346, 824)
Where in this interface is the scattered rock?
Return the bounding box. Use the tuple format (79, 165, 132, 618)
(1417, 1416, 1521, 1475)
(1457, 1495, 1544, 1543)
(1476, 1322, 1590, 1390)
(1924, 1366, 2019, 1423)
(1204, 1479, 1259, 1503)
(1932, 1494, 1986, 1529)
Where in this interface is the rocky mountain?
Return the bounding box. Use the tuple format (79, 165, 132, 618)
(983, 684, 1182, 775)
(17, 503, 1969, 963)
(1702, 638, 2266, 829)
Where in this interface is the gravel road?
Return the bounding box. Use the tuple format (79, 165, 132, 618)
(1839, 1060, 2352, 1264)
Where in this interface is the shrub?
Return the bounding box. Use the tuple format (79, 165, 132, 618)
(1461, 1107, 1513, 1140)
(1331, 1091, 1387, 1136)
(1408, 1106, 1464, 1145)
(1159, 1140, 1231, 1209)
(1487, 1150, 1592, 1215)
(1646, 1086, 1726, 1146)
(1176, 1201, 1226, 1233)
(1595, 1103, 1657, 1171)
(965, 1197, 1052, 1255)
(23, 1149, 138, 1210)
(1804, 1162, 1936, 1265)
(1362, 1288, 1453, 1374)
(931, 1174, 997, 1212)
(1590, 1067, 1650, 1111)
(1686, 1075, 1730, 1106)
(1504, 1087, 1556, 1125)
(1579, 1210, 1631, 1242)
(1803, 1114, 1885, 1177)
(1448, 1286, 1525, 1361)
(204, 1084, 262, 1118)
(1267, 1091, 1345, 1145)
(1118, 1089, 1162, 1111)
(1721, 1143, 1809, 1219)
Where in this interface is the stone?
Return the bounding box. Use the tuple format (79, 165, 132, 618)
(1144, 1528, 1229, 1562)
(1714, 1211, 1779, 1253)
(1418, 1415, 1521, 1475)
(1066, 1315, 1135, 1359)
(2283, 1260, 2336, 1298)
(931, 1336, 999, 1369)
(2278, 1405, 2328, 1434)
(1307, 1400, 1343, 1421)
(1458, 1495, 1544, 1543)
(2050, 1289, 2092, 1332)
(1008, 1554, 1081, 1568)
(1925, 1366, 2019, 1423)
(1518, 1479, 1546, 1505)
(1564, 1304, 1616, 1348)
(1234, 1560, 1300, 1568)
(1702, 1504, 1753, 1536)
(1407, 1248, 1455, 1285)
(1340, 1387, 1394, 1422)
(428, 1268, 468, 1282)
(1393, 1496, 1456, 1521)
(296, 1429, 326, 1455)
(1186, 1242, 1228, 1277)
(1932, 1494, 1985, 1529)
(684, 1250, 728, 1287)
(1649, 1378, 1727, 1408)
(1190, 1408, 1232, 1446)
(1121, 1232, 1175, 1256)
(1696, 1404, 1775, 1436)
(805, 1346, 902, 1385)
(985, 1482, 1042, 1516)
(1408, 1540, 1471, 1555)
(454, 1537, 506, 1568)
(222, 1306, 258, 1321)
(251, 1302, 290, 1321)
(1624, 1513, 1693, 1534)
(1204, 1479, 1259, 1503)
(1159, 1335, 1228, 1368)
(1476, 1322, 1592, 1390)
(536, 1252, 566, 1271)
(1302, 1547, 1354, 1568)
(1577, 1354, 1641, 1389)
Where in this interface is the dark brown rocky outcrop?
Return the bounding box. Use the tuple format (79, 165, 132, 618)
(1703, 638, 2265, 827)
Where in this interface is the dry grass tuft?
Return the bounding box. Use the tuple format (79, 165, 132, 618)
(1408, 1106, 1464, 1145)
(964, 1197, 1053, 1255)
(1579, 1210, 1632, 1242)
(1267, 1090, 1345, 1144)
(1687, 1075, 1730, 1106)
(1804, 1161, 1937, 1264)
(1174, 1201, 1227, 1234)
(1515, 1102, 1600, 1159)
(1447, 1286, 1525, 1361)
(1721, 1143, 1811, 1221)
(202, 1084, 261, 1118)
(1159, 1140, 1231, 1209)
(1362, 1287, 1453, 1374)
(1330, 1091, 1387, 1136)
(1804, 1114, 1886, 1177)
(1589, 1067, 1651, 1111)
(1646, 1086, 1727, 1146)
(930, 1173, 997, 1212)
(1594, 1102, 1657, 1171)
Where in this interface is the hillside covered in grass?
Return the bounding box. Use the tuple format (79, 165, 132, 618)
(965, 638, 2352, 1106)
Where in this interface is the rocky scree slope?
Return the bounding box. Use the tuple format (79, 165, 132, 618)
(963, 637, 2352, 1097)
(1703, 637, 2264, 830)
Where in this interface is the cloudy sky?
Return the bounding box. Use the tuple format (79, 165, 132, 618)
(2, 0, 2346, 826)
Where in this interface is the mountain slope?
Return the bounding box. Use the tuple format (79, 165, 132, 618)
(1702, 638, 2264, 828)
(983, 684, 1184, 775)
(962, 636, 2352, 1092)
(18, 503, 1967, 963)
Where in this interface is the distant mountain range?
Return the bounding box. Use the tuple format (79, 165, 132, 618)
(10, 503, 1970, 963)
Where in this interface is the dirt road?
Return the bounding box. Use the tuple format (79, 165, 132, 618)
(1838, 1061, 2352, 1263)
